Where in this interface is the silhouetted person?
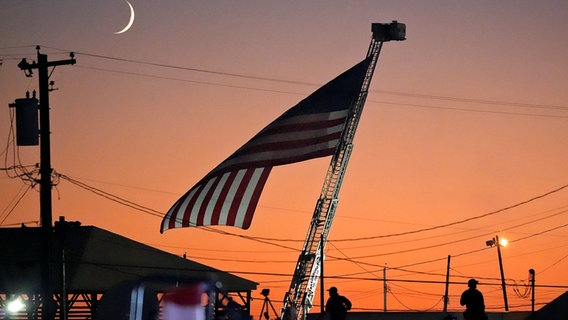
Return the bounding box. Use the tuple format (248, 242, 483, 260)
(460, 279, 488, 320)
(325, 287, 351, 320)
(225, 297, 250, 320)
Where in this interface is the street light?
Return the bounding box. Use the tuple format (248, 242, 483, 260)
(6, 296, 26, 314)
(486, 235, 509, 311)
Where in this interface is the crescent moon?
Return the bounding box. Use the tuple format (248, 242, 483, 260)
(114, 0, 135, 34)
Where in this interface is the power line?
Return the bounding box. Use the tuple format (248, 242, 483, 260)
(59, 174, 303, 252)
(330, 205, 568, 252)
(0, 45, 37, 50)
(42, 46, 315, 86)
(8, 172, 566, 309)
(58, 173, 568, 262)
(63, 175, 180, 195)
(375, 90, 568, 111)
(181, 255, 294, 264)
(328, 241, 381, 279)
(332, 183, 568, 242)
(57, 173, 164, 218)
(76, 65, 303, 95)
(540, 252, 568, 274)
(198, 223, 566, 274)
(50, 173, 568, 277)
(335, 220, 568, 272)
(0, 183, 33, 225)
(35, 46, 568, 115)
(510, 222, 568, 244)
(77, 62, 568, 118)
(371, 100, 568, 119)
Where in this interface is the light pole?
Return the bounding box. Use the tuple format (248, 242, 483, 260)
(486, 235, 509, 311)
(529, 269, 535, 316)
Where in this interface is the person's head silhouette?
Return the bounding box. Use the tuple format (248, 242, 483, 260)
(468, 279, 478, 289)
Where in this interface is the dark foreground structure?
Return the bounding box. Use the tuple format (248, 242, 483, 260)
(2, 217, 566, 320)
(0, 218, 257, 319)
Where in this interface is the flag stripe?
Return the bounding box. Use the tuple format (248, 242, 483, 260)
(185, 177, 215, 227)
(232, 111, 347, 154)
(220, 138, 341, 170)
(177, 187, 198, 228)
(162, 167, 271, 230)
(237, 120, 347, 153)
(261, 110, 348, 135)
(242, 167, 271, 228)
(210, 171, 235, 225)
(161, 57, 371, 232)
(247, 131, 342, 153)
(196, 173, 224, 226)
(212, 111, 349, 175)
(215, 171, 239, 225)
(226, 169, 251, 226)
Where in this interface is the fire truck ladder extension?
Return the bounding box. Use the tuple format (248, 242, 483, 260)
(280, 21, 405, 320)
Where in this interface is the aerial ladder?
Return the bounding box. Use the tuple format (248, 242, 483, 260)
(280, 22, 406, 320)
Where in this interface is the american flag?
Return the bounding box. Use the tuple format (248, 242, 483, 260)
(161, 57, 371, 232)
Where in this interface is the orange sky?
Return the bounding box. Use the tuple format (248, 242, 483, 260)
(1, 0, 567, 316)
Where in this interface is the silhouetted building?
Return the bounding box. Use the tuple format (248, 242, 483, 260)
(0, 218, 257, 319)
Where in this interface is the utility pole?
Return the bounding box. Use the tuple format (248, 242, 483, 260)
(383, 266, 387, 312)
(18, 46, 76, 320)
(18, 47, 75, 228)
(495, 235, 509, 312)
(486, 235, 509, 312)
(443, 255, 451, 312)
(529, 269, 535, 317)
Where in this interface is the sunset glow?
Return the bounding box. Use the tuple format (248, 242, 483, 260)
(1, 1, 567, 317)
